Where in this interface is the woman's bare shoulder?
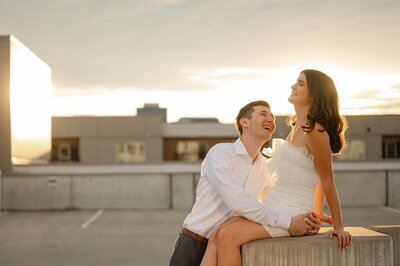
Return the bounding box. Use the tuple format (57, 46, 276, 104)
(306, 123, 330, 148)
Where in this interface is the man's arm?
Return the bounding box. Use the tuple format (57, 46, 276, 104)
(205, 148, 291, 229)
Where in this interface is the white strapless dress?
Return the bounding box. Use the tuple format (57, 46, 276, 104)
(261, 138, 321, 237)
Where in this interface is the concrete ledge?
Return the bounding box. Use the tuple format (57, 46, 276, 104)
(369, 225, 400, 266)
(241, 227, 393, 266)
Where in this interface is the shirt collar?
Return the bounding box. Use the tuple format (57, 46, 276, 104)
(234, 138, 263, 163)
(234, 138, 250, 155)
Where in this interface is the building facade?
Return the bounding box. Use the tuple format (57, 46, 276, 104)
(51, 115, 164, 164)
(0, 35, 52, 173)
(51, 105, 400, 164)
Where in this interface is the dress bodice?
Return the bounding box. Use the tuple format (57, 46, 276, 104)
(263, 138, 320, 188)
(261, 138, 320, 215)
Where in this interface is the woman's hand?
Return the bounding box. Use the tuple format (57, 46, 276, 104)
(317, 213, 333, 225)
(328, 228, 352, 250)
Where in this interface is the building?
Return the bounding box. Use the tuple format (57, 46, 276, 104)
(51, 114, 164, 164)
(137, 103, 167, 123)
(51, 108, 237, 164)
(51, 104, 400, 164)
(163, 118, 237, 161)
(0, 35, 52, 173)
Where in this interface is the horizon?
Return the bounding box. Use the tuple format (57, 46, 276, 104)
(1, 1, 399, 123)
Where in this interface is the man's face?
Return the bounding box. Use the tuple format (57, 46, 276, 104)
(245, 105, 276, 141)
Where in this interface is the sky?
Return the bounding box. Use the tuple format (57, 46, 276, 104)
(1, 0, 400, 123)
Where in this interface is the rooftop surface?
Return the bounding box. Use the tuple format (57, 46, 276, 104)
(0, 206, 399, 266)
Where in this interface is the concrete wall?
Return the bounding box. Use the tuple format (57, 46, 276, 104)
(2, 174, 174, 210)
(1, 164, 199, 210)
(0, 170, 2, 210)
(0, 36, 12, 172)
(1, 162, 400, 210)
(335, 171, 387, 206)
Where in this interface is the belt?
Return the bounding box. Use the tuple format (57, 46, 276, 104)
(181, 228, 208, 245)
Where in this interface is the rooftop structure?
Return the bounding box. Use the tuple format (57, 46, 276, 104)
(0, 35, 52, 172)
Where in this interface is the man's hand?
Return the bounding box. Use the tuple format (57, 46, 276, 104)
(288, 212, 321, 236)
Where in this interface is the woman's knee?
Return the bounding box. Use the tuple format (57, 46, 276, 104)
(216, 226, 237, 247)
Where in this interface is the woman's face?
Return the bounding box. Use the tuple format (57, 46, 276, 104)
(289, 72, 312, 107)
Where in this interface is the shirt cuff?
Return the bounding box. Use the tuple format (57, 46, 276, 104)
(276, 211, 291, 230)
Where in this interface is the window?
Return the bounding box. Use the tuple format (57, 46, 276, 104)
(336, 140, 366, 160)
(176, 141, 208, 162)
(59, 143, 71, 162)
(115, 141, 146, 162)
(382, 135, 400, 159)
(51, 138, 80, 162)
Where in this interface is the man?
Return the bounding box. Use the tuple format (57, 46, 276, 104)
(169, 100, 321, 266)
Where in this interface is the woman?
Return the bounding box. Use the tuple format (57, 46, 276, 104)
(200, 69, 352, 266)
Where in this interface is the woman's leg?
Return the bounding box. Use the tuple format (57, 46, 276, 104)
(200, 216, 243, 266)
(217, 218, 271, 266)
(200, 229, 219, 266)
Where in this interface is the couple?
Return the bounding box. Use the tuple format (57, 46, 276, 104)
(170, 69, 352, 266)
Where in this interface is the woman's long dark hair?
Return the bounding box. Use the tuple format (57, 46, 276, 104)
(292, 69, 347, 154)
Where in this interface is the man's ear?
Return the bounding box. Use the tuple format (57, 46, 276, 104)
(239, 117, 249, 129)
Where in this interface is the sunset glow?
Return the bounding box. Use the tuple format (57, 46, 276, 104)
(52, 65, 400, 123)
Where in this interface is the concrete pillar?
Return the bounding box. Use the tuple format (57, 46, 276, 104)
(370, 225, 400, 266)
(241, 227, 393, 266)
(388, 171, 400, 209)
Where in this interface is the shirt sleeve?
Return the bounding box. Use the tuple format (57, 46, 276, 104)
(205, 147, 291, 230)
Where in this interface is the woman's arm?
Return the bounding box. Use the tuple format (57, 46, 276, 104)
(314, 185, 332, 225)
(314, 185, 324, 217)
(306, 124, 351, 249)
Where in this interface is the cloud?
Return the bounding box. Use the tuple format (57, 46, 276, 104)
(350, 90, 382, 99)
(342, 83, 400, 114)
(1, 0, 400, 92)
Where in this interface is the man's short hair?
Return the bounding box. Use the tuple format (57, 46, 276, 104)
(235, 100, 271, 136)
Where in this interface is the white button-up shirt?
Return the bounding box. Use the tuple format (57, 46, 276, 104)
(183, 138, 291, 238)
